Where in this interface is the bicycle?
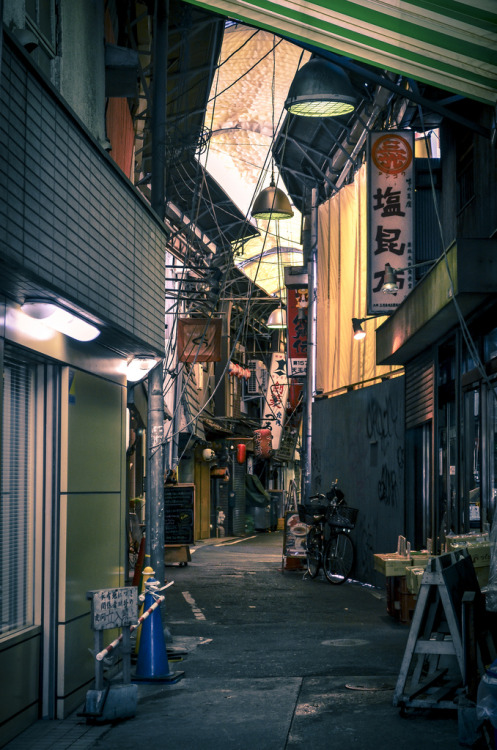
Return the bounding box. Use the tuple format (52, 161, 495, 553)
(298, 481, 358, 584)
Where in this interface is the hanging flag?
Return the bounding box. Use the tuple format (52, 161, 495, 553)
(367, 131, 414, 314)
(177, 318, 222, 362)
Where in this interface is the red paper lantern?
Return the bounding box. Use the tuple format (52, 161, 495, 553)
(237, 443, 246, 463)
(253, 428, 272, 459)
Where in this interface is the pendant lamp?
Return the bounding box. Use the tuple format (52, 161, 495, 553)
(267, 307, 287, 329)
(252, 37, 293, 222)
(285, 57, 357, 118)
(252, 175, 294, 221)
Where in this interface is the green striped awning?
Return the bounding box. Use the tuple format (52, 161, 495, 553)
(183, 0, 497, 105)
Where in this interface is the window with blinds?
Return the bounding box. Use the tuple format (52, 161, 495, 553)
(1, 355, 37, 636)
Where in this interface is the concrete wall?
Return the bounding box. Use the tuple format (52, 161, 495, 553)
(311, 377, 405, 586)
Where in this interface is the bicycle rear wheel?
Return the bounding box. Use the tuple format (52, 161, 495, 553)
(306, 526, 321, 578)
(323, 532, 354, 584)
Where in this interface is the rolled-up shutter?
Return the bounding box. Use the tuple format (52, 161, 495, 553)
(405, 353, 434, 430)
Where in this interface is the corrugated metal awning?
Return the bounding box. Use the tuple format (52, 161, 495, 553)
(184, 0, 497, 105)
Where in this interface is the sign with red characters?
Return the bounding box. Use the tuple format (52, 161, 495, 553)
(287, 288, 308, 378)
(367, 131, 414, 314)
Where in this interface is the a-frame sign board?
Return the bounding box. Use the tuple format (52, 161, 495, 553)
(393, 548, 495, 711)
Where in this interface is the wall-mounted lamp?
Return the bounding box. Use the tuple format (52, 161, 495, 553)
(352, 316, 383, 341)
(382, 259, 438, 294)
(21, 300, 100, 341)
(284, 57, 357, 118)
(266, 307, 287, 329)
(126, 357, 160, 383)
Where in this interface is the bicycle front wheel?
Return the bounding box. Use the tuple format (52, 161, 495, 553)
(323, 532, 354, 584)
(306, 526, 321, 578)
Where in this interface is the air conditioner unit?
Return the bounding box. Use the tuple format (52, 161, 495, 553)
(246, 360, 268, 396)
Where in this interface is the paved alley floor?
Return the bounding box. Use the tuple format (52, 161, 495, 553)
(5, 532, 463, 749)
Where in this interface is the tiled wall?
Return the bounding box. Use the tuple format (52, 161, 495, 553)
(0, 36, 165, 352)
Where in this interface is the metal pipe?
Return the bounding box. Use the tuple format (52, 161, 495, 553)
(151, 0, 169, 219)
(145, 363, 165, 588)
(303, 187, 318, 503)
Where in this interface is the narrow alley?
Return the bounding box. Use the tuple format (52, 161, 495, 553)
(9, 533, 460, 750)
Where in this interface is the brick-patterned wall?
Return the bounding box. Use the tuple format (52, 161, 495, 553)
(0, 37, 165, 352)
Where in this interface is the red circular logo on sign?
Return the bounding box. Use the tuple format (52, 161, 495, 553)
(371, 134, 413, 175)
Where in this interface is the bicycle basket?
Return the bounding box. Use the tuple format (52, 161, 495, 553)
(327, 505, 358, 529)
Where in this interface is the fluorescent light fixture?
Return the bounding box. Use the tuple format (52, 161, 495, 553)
(21, 300, 100, 341)
(126, 357, 159, 383)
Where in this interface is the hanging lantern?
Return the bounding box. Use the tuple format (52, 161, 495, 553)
(237, 443, 247, 464)
(254, 428, 272, 459)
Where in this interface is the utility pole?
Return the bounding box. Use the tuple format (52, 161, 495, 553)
(151, 0, 168, 220)
(145, 363, 165, 587)
(146, 0, 168, 585)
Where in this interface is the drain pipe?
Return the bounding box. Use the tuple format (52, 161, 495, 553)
(303, 186, 319, 504)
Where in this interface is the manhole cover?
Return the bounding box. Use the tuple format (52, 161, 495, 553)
(345, 681, 395, 691)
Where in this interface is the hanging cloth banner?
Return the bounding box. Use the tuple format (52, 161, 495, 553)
(367, 131, 414, 315)
(177, 318, 222, 363)
(287, 288, 308, 378)
(261, 352, 288, 452)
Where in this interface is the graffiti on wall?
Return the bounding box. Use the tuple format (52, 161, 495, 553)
(366, 395, 401, 453)
(366, 395, 404, 509)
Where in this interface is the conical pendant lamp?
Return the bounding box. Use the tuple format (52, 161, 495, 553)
(285, 57, 357, 118)
(266, 307, 287, 329)
(252, 175, 294, 221)
(252, 37, 293, 222)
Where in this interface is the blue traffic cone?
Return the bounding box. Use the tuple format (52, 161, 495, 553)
(133, 568, 184, 684)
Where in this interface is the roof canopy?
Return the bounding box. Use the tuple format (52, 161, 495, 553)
(184, 0, 497, 106)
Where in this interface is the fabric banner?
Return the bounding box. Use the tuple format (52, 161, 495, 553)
(316, 164, 396, 396)
(177, 317, 222, 363)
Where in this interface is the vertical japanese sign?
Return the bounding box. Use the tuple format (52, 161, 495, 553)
(367, 131, 414, 314)
(287, 289, 308, 378)
(262, 352, 288, 451)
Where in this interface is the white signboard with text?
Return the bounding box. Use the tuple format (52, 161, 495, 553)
(367, 131, 414, 314)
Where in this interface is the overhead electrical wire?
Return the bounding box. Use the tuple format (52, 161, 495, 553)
(157, 32, 298, 467)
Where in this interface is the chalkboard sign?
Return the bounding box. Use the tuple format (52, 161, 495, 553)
(164, 483, 195, 545)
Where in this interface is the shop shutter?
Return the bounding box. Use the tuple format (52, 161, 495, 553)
(405, 354, 434, 430)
